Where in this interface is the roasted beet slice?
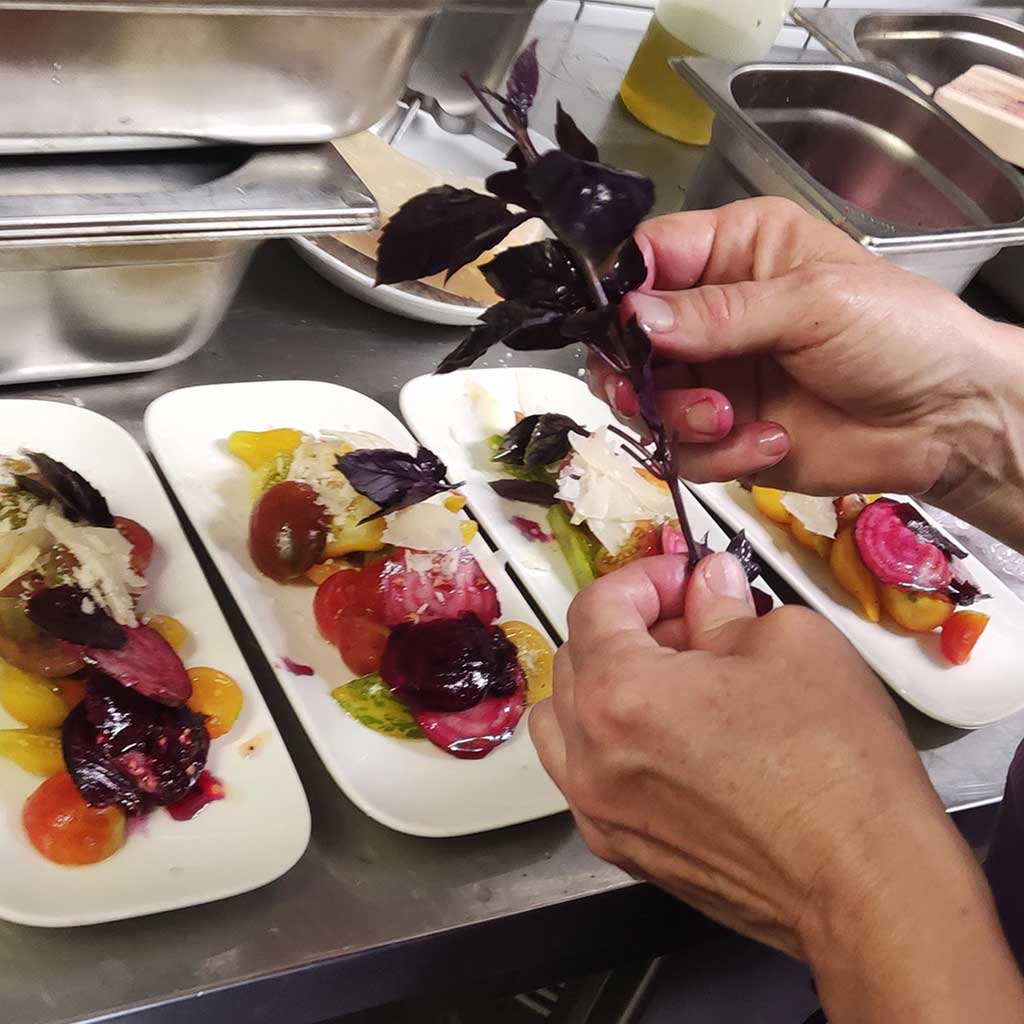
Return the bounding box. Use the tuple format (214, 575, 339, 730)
(63, 675, 209, 812)
(380, 548, 500, 626)
(381, 613, 526, 759)
(854, 500, 952, 591)
(85, 624, 191, 706)
(382, 613, 516, 712)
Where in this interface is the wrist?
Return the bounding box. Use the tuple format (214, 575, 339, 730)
(801, 807, 1024, 1022)
(924, 316, 1024, 550)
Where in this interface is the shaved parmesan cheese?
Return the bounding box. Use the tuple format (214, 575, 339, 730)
(383, 504, 463, 553)
(780, 493, 838, 539)
(464, 380, 508, 437)
(556, 427, 675, 555)
(0, 543, 42, 595)
(288, 435, 381, 525)
(45, 512, 143, 626)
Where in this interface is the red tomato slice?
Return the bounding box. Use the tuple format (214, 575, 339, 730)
(113, 516, 154, 575)
(313, 561, 386, 643)
(334, 608, 390, 676)
(23, 772, 126, 866)
(248, 481, 329, 582)
(940, 610, 990, 665)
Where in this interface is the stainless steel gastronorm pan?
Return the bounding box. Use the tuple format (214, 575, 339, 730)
(0, 143, 376, 386)
(791, 7, 1024, 311)
(675, 59, 1024, 293)
(0, 0, 444, 152)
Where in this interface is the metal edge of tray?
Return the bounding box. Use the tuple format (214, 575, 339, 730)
(673, 56, 1024, 252)
(0, 0, 443, 12)
(791, 6, 1024, 67)
(0, 144, 378, 245)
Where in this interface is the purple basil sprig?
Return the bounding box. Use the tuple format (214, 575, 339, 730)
(375, 43, 749, 574)
(337, 446, 461, 523)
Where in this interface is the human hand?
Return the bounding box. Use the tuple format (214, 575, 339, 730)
(588, 198, 1024, 507)
(531, 553, 1024, 1020)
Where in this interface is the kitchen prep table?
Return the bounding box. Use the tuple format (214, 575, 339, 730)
(2, 9, 1023, 1024)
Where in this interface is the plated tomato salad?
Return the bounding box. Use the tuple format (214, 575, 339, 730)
(0, 452, 243, 867)
(750, 487, 991, 664)
(228, 428, 553, 759)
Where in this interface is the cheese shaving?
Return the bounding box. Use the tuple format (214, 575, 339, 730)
(382, 503, 463, 553)
(780, 493, 839, 539)
(288, 434, 385, 525)
(556, 427, 675, 555)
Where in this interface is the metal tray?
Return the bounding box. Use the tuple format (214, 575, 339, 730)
(675, 58, 1024, 293)
(0, 143, 376, 386)
(792, 7, 1024, 313)
(0, 0, 443, 152)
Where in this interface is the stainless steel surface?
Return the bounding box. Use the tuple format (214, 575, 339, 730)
(1, 13, 1021, 1024)
(0, 144, 377, 385)
(791, 6, 1024, 316)
(408, 0, 544, 119)
(793, 7, 1024, 92)
(677, 58, 1024, 292)
(0, 0, 441, 152)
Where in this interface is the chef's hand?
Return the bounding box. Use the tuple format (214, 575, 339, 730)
(589, 198, 1024, 547)
(531, 553, 1024, 1022)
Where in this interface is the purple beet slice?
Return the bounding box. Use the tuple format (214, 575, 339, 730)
(64, 675, 209, 812)
(85, 624, 191, 706)
(381, 613, 525, 759)
(854, 500, 952, 591)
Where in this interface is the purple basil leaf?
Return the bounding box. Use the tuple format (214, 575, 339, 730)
(494, 413, 587, 468)
(726, 530, 763, 583)
(525, 150, 655, 262)
(893, 504, 969, 561)
(506, 39, 540, 123)
(481, 240, 587, 312)
(438, 302, 568, 373)
(601, 238, 648, 303)
(337, 446, 457, 522)
(485, 168, 537, 212)
(26, 584, 126, 649)
(488, 479, 559, 506)
(620, 317, 661, 431)
(948, 577, 990, 606)
(752, 587, 774, 617)
(376, 187, 527, 286)
(15, 451, 113, 527)
(555, 102, 599, 162)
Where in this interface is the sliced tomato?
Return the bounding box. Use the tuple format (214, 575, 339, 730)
(314, 562, 386, 644)
(334, 608, 390, 676)
(113, 516, 154, 575)
(248, 481, 329, 582)
(594, 524, 661, 577)
(23, 772, 126, 866)
(0, 597, 85, 678)
(940, 610, 990, 665)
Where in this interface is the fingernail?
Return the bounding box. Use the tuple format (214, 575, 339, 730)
(684, 398, 721, 436)
(605, 377, 640, 418)
(756, 426, 789, 459)
(630, 293, 675, 333)
(699, 553, 751, 601)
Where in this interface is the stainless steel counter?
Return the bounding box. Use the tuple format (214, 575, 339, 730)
(1, 8, 1021, 1024)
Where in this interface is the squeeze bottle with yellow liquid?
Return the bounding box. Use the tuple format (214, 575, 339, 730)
(620, 0, 791, 146)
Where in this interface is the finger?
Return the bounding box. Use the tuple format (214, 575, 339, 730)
(650, 617, 688, 650)
(635, 198, 872, 292)
(529, 701, 568, 792)
(565, 554, 690, 667)
(551, 643, 576, 730)
(684, 552, 756, 655)
(674, 421, 790, 483)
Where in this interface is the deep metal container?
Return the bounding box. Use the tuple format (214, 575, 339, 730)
(0, 144, 376, 385)
(792, 7, 1024, 311)
(408, 0, 544, 121)
(676, 58, 1024, 293)
(0, 0, 443, 152)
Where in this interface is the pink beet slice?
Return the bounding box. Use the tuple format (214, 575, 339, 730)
(854, 500, 952, 591)
(86, 624, 192, 707)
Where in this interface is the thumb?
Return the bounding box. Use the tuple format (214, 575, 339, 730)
(685, 552, 756, 655)
(623, 269, 827, 364)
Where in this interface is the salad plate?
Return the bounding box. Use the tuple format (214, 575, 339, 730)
(145, 380, 566, 838)
(0, 400, 310, 928)
(686, 481, 1024, 729)
(400, 367, 779, 640)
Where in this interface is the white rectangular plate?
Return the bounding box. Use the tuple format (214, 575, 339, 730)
(689, 480, 1024, 729)
(0, 400, 311, 928)
(145, 380, 566, 838)
(400, 367, 778, 640)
